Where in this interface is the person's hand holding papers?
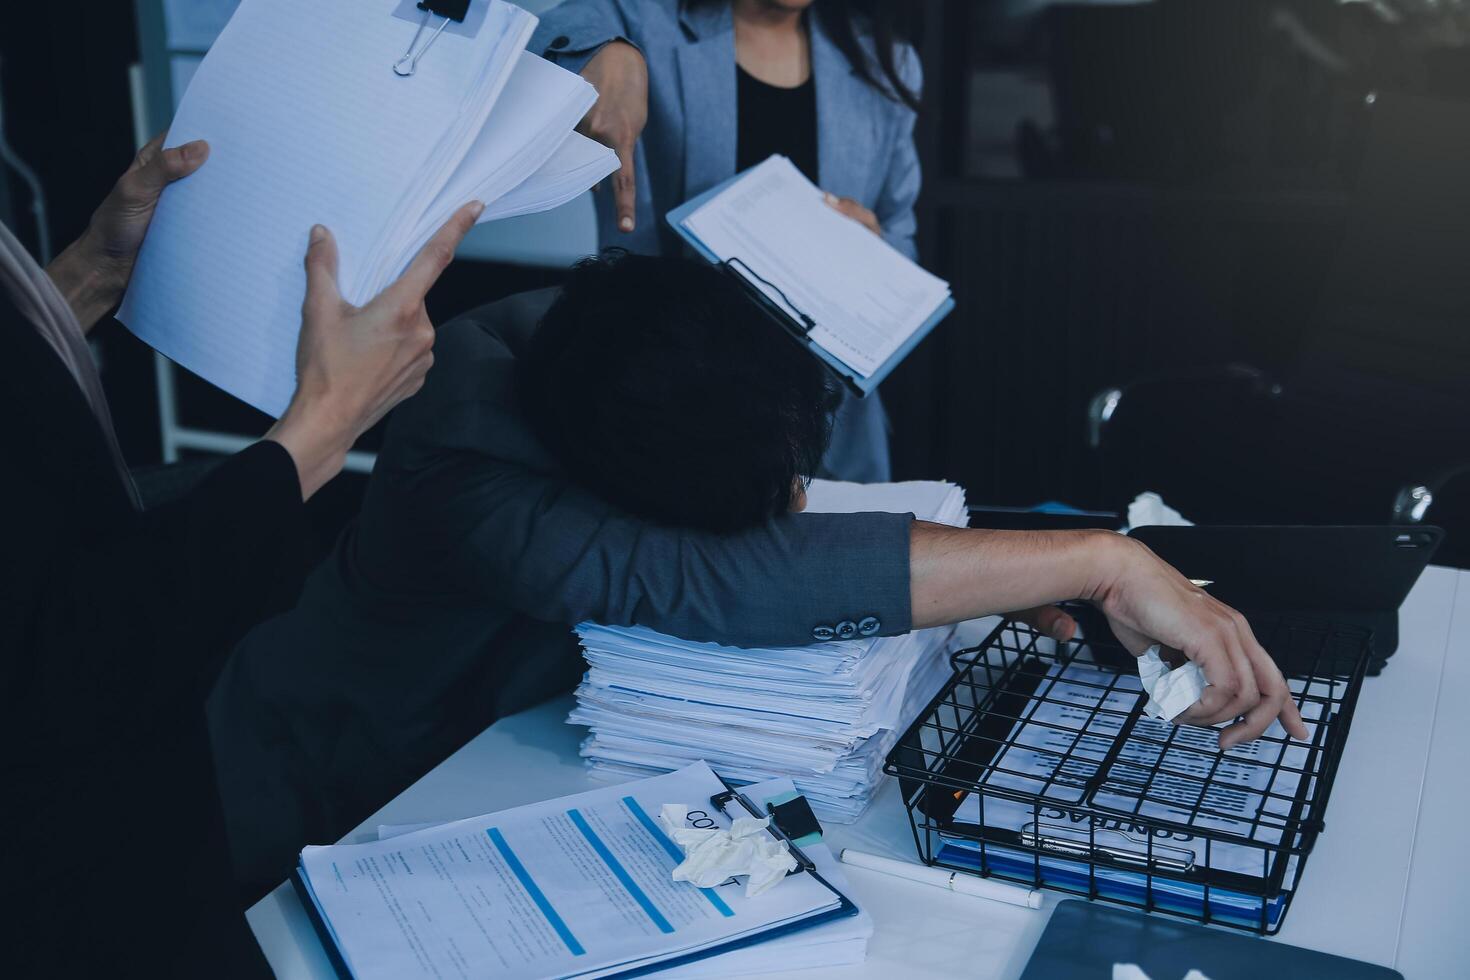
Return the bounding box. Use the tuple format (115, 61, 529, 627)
(266, 201, 483, 499)
(46, 131, 208, 333)
(576, 39, 649, 232)
(908, 525, 1309, 750)
(822, 192, 882, 237)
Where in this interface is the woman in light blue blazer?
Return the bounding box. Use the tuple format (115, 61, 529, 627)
(530, 0, 923, 482)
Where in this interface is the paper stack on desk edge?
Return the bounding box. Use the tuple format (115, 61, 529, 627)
(570, 479, 968, 823)
(119, 0, 616, 418)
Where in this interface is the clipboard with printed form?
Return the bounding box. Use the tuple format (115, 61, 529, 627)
(666, 155, 955, 397)
(290, 762, 859, 979)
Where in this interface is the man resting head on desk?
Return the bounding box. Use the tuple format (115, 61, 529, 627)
(210, 251, 1307, 897)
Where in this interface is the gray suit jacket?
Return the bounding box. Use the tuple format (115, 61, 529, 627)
(531, 0, 923, 260)
(209, 290, 913, 889)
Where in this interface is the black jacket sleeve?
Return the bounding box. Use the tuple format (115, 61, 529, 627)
(21, 443, 307, 739)
(2, 289, 311, 740)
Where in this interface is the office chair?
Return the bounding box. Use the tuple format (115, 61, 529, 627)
(1088, 93, 1470, 566)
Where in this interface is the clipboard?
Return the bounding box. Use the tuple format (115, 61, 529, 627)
(291, 853, 860, 980)
(290, 773, 861, 980)
(666, 171, 955, 398)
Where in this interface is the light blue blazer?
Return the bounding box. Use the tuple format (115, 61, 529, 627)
(531, 0, 923, 259)
(531, 0, 925, 481)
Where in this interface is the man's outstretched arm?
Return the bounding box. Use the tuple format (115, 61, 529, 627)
(910, 522, 1309, 749)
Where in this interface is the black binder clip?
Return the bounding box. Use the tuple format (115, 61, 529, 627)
(394, 0, 471, 77)
(724, 257, 816, 334)
(710, 778, 818, 877)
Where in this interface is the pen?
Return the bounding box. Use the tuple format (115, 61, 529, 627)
(838, 848, 1043, 909)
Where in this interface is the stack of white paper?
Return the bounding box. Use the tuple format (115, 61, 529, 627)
(120, 0, 617, 417)
(570, 480, 969, 822)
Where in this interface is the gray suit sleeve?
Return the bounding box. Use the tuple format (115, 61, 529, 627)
(529, 0, 639, 72)
(876, 45, 923, 262)
(412, 454, 914, 649)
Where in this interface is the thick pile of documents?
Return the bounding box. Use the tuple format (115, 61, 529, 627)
(570, 480, 968, 822)
(121, 0, 616, 417)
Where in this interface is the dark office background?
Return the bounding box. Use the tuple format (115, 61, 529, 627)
(3, 1, 1468, 563)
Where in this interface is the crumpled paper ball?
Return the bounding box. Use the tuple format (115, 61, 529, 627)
(1137, 644, 1210, 721)
(658, 803, 797, 897)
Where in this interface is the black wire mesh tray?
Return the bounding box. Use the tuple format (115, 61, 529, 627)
(883, 613, 1371, 934)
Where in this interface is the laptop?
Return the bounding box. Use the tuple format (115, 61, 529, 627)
(1128, 525, 1442, 672)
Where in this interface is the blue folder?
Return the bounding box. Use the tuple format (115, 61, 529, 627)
(291, 852, 860, 979)
(666, 169, 955, 397)
(936, 841, 1287, 930)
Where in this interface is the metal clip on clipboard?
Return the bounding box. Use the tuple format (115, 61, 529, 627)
(394, 0, 470, 76)
(719, 258, 865, 397)
(710, 777, 817, 877)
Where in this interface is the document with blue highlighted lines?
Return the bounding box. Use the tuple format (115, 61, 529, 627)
(294, 762, 853, 979)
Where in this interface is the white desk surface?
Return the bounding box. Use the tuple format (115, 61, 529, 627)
(249, 567, 1467, 980)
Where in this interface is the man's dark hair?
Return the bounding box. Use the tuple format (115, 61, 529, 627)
(519, 250, 839, 533)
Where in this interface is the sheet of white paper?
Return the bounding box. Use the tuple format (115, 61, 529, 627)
(680, 156, 950, 379)
(393, 50, 598, 281)
(301, 762, 842, 980)
(803, 478, 967, 524)
(119, 0, 533, 417)
(483, 131, 617, 221)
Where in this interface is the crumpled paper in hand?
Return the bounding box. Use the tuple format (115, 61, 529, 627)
(657, 803, 797, 897)
(1137, 644, 1210, 721)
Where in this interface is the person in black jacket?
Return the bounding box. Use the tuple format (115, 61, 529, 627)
(0, 134, 482, 977)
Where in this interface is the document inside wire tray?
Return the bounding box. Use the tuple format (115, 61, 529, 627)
(936, 654, 1332, 896)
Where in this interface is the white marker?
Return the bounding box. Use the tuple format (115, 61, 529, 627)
(838, 848, 1044, 909)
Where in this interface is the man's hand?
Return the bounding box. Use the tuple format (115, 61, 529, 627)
(265, 201, 483, 500)
(1010, 604, 1078, 643)
(909, 523, 1308, 750)
(824, 193, 882, 237)
(46, 132, 209, 331)
(1089, 536, 1309, 749)
(576, 40, 648, 233)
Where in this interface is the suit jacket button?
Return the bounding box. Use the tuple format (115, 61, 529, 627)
(858, 616, 880, 636)
(549, 35, 571, 49)
(812, 625, 836, 641)
(836, 620, 858, 639)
